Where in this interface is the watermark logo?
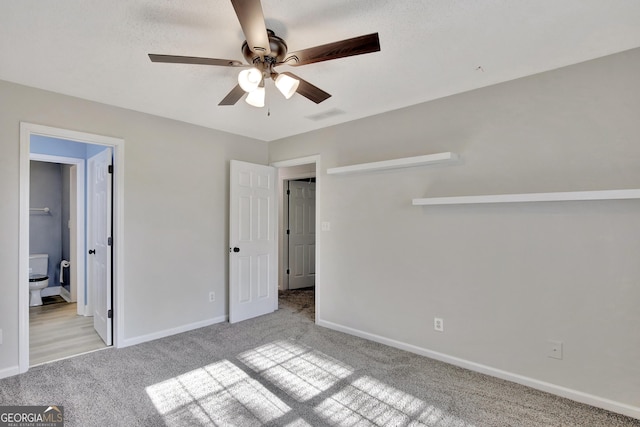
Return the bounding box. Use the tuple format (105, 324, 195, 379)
(0, 406, 64, 427)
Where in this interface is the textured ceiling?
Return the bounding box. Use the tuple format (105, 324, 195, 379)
(1, 1, 640, 142)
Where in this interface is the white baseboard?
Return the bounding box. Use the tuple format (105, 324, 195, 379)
(317, 319, 640, 420)
(41, 286, 61, 297)
(59, 287, 74, 302)
(0, 365, 20, 380)
(120, 315, 228, 348)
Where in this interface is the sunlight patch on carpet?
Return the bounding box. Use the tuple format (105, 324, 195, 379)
(238, 339, 353, 402)
(315, 375, 475, 427)
(146, 359, 291, 426)
(146, 341, 474, 426)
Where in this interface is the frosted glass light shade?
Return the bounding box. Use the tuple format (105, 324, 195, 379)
(275, 73, 300, 99)
(238, 68, 262, 92)
(245, 86, 265, 108)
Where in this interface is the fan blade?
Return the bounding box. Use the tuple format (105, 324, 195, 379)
(282, 72, 331, 104)
(283, 33, 380, 66)
(230, 0, 271, 55)
(219, 84, 246, 106)
(149, 54, 245, 67)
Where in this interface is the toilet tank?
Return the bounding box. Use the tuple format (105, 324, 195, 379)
(29, 254, 49, 275)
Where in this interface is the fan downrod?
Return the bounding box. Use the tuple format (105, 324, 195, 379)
(241, 29, 288, 66)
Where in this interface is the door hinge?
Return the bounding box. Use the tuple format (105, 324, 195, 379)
(286, 189, 290, 195)
(286, 229, 290, 235)
(107, 309, 113, 319)
(286, 269, 290, 275)
(108, 164, 113, 174)
(107, 237, 112, 246)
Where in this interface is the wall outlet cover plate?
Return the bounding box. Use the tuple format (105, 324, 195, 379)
(547, 340, 563, 359)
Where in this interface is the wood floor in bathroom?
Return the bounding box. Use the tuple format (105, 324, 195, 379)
(30, 301, 107, 366)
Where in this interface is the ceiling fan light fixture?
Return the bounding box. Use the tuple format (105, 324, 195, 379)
(245, 86, 265, 108)
(275, 73, 300, 99)
(238, 67, 262, 92)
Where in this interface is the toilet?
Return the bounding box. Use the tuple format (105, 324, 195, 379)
(29, 254, 49, 306)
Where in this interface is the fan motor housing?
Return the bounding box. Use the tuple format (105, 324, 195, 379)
(242, 30, 288, 65)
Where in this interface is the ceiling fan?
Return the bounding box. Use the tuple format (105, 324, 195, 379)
(148, 0, 380, 108)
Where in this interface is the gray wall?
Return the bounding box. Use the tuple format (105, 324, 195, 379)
(29, 161, 63, 285)
(2, 47, 639, 414)
(0, 79, 268, 372)
(269, 48, 640, 409)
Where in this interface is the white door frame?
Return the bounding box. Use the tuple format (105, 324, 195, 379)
(19, 122, 126, 373)
(29, 153, 85, 315)
(271, 155, 320, 322)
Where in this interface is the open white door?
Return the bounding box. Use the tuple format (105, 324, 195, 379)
(288, 180, 316, 289)
(229, 160, 277, 323)
(88, 147, 112, 345)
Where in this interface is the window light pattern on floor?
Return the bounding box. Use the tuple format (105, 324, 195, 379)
(238, 340, 353, 402)
(146, 340, 475, 426)
(316, 376, 466, 427)
(146, 359, 292, 426)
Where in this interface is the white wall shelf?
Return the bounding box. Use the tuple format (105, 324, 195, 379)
(327, 152, 459, 175)
(412, 189, 640, 206)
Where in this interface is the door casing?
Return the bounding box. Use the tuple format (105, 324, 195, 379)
(271, 155, 321, 322)
(18, 122, 125, 372)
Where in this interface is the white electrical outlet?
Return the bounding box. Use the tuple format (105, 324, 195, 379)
(321, 221, 331, 231)
(434, 317, 444, 332)
(547, 340, 563, 359)
(209, 292, 215, 302)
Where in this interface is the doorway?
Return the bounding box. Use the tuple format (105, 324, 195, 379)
(272, 157, 319, 322)
(19, 123, 125, 373)
(29, 154, 85, 313)
(284, 177, 316, 290)
(28, 149, 110, 364)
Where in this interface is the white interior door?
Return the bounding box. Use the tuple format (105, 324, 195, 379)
(288, 180, 316, 289)
(229, 160, 277, 323)
(69, 165, 78, 303)
(88, 147, 112, 345)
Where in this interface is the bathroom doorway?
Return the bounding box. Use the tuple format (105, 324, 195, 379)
(29, 154, 84, 313)
(19, 123, 125, 373)
(28, 154, 106, 365)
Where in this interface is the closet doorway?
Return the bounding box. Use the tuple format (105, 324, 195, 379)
(275, 159, 318, 322)
(285, 177, 316, 290)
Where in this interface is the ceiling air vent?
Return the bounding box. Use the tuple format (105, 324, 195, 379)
(305, 108, 345, 121)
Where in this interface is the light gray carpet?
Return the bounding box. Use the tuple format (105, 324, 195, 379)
(1, 290, 638, 427)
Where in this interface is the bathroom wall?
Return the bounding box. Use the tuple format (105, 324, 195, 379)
(31, 135, 88, 158)
(29, 161, 63, 285)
